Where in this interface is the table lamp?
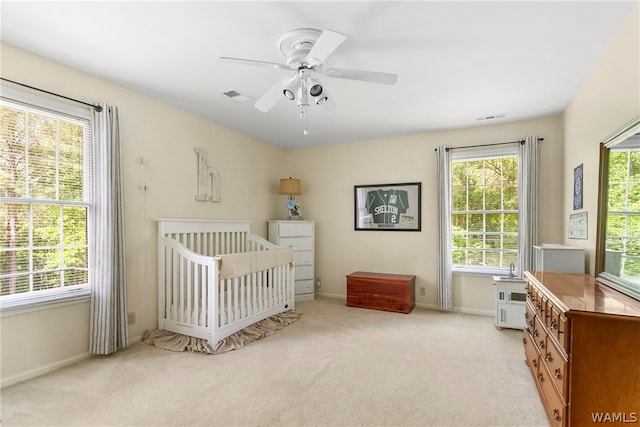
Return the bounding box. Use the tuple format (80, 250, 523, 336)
(278, 177, 302, 219)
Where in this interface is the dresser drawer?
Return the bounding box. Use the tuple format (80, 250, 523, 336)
(537, 362, 567, 427)
(279, 236, 313, 251)
(278, 222, 313, 237)
(549, 305, 570, 352)
(542, 338, 568, 400)
(295, 279, 314, 295)
(295, 265, 314, 280)
(523, 329, 540, 374)
(532, 316, 548, 353)
(525, 301, 536, 331)
(294, 250, 314, 266)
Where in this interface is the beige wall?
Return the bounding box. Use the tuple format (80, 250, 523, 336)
(284, 116, 565, 314)
(563, 7, 640, 273)
(0, 42, 285, 387)
(1, 5, 637, 387)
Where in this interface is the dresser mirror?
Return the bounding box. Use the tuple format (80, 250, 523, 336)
(595, 115, 640, 301)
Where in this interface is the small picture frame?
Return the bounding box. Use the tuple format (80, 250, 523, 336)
(354, 182, 421, 231)
(287, 199, 302, 219)
(573, 164, 583, 210)
(569, 212, 588, 239)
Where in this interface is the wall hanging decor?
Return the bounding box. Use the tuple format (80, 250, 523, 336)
(569, 211, 588, 239)
(194, 148, 221, 202)
(354, 182, 421, 231)
(573, 163, 583, 210)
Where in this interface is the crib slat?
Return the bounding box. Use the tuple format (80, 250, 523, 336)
(240, 276, 246, 318)
(171, 248, 178, 320)
(186, 259, 192, 323)
(231, 277, 238, 321)
(226, 278, 233, 323)
(250, 272, 257, 316)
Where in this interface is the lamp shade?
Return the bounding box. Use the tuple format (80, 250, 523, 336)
(278, 178, 301, 195)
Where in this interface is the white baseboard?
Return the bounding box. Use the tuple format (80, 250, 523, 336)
(453, 307, 494, 317)
(317, 292, 493, 317)
(315, 291, 345, 300)
(1, 352, 91, 389)
(2, 336, 145, 389)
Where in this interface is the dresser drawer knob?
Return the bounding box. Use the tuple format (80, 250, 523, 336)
(534, 329, 539, 337)
(553, 409, 561, 422)
(538, 373, 544, 383)
(550, 319, 558, 329)
(539, 340, 545, 349)
(546, 352, 553, 362)
(522, 337, 527, 344)
(555, 368, 562, 379)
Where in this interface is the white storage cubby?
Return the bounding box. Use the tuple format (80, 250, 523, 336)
(534, 244, 585, 274)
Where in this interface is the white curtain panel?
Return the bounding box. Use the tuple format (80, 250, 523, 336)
(517, 137, 541, 275)
(89, 104, 128, 355)
(436, 146, 453, 311)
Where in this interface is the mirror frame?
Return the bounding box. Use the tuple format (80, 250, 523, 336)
(595, 115, 640, 301)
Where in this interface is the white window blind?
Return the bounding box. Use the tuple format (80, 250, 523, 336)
(1, 88, 93, 309)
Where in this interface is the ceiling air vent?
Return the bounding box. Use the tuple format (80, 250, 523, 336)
(477, 113, 507, 121)
(222, 89, 254, 102)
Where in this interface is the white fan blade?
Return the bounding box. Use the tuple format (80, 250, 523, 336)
(214, 57, 291, 71)
(306, 30, 346, 66)
(255, 75, 299, 112)
(322, 67, 398, 85)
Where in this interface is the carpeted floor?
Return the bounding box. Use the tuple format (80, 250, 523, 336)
(0, 298, 550, 426)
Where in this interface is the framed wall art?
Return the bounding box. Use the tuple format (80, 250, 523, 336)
(354, 182, 421, 231)
(573, 163, 583, 210)
(568, 211, 588, 239)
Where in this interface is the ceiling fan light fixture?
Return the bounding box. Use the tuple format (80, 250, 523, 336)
(310, 83, 323, 97)
(283, 89, 296, 100)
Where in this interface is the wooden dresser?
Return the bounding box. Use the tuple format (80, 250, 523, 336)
(346, 271, 415, 314)
(523, 271, 640, 427)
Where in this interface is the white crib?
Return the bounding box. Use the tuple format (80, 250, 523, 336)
(157, 219, 295, 347)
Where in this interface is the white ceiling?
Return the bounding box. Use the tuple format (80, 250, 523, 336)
(1, 1, 637, 150)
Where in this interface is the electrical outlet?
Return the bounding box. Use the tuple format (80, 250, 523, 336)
(127, 311, 136, 325)
(419, 287, 426, 296)
(316, 278, 321, 288)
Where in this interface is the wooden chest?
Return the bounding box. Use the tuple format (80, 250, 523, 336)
(346, 271, 416, 314)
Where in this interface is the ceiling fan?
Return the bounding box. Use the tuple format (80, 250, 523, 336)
(214, 28, 398, 116)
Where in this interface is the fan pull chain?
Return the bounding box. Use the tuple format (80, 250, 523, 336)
(301, 106, 309, 135)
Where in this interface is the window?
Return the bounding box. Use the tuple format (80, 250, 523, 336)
(451, 147, 519, 273)
(604, 145, 640, 284)
(1, 88, 93, 309)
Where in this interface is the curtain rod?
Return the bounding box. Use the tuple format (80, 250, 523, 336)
(433, 138, 544, 152)
(1, 77, 103, 112)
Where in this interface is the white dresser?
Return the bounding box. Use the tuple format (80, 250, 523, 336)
(268, 220, 315, 301)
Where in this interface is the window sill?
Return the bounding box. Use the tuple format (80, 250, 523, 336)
(452, 267, 516, 277)
(0, 289, 90, 317)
